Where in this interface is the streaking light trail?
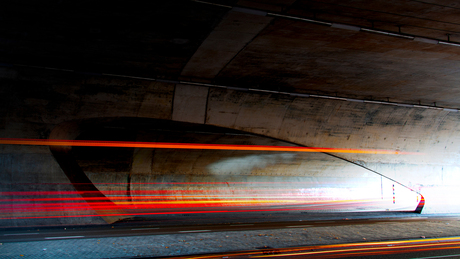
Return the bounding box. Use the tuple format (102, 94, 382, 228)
(0, 201, 385, 220)
(0, 138, 420, 154)
(0, 187, 402, 220)
(169, 237, 460, 259)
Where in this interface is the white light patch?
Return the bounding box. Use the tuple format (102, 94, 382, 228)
(207, 153, 296, 175)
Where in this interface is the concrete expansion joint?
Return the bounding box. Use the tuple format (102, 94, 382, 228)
(192, 0, 460, 47)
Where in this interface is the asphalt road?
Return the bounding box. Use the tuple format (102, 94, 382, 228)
(2, 211, 460, 259)
(0, 211, 453, 243)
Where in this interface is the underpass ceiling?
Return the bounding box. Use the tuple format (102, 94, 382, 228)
(2, 0, 460, 107)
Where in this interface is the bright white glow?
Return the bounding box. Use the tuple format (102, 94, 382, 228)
(207, 153, 296, 175)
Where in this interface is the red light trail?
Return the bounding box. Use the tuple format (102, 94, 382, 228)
(167, 237, 460, 259)
(0, 201, 381, 220)
(0, 187, 393, 220)
(0, 138, 422, 221)
(0, 138, 420, 154)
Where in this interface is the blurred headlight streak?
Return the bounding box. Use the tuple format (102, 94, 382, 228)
(0, 183, 409, 220)
(167, 237, 460, 258)
(0, 138, 422, 222)
(0, 138, 421, 154)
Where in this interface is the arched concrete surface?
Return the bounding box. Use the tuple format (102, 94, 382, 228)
(206, 87, 460, 213)
(1, 116, 419, 224)
(2, 0, 460, 227)
(0, 73, 450, 226)
(48, 120, 130, 224)
(69, 119, 420, 217)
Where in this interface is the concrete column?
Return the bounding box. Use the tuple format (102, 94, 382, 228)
(172, 84, 209, 124)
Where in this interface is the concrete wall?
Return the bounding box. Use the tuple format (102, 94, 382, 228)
(0, 67, 458, 226)
(207, 87, 460, 213)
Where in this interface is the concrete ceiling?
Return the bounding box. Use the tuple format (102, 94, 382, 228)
(3, 0, 460, 107)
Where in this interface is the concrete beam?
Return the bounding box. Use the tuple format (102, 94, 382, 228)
(180, 9, 273, 80)
(172, 84, 209, 124)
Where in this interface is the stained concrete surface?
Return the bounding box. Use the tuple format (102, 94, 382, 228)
(3, 0, 460, 227)
(1, 216, 460, 259)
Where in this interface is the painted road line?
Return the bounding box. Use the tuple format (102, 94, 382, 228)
(179, 230, 211, 233)
(45, 236, 85, 240)
(4, 233, 39, 236)
(230, 224, 254, 227)
(286, 225, 314, 228)
(131, 228, 160, 231)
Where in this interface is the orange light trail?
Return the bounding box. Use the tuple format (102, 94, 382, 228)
(0, 138, 420, 154)
(0, 197, 386, 217)
(0, 202, 379, 220)
(0, 181, 339, 185)
(0, 195, 346, 202)
(251, 240, 460, 258)
(0, 189, 344, 195)
(0, 183, 388, 218)
(171, 237, 460, 259)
